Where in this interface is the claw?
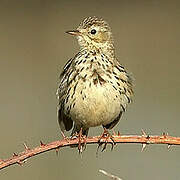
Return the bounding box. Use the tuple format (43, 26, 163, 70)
(101, 143, 107, 152)
(82, 136, 87, 151)
(78, 128, 83, 153)
(96, 142, 103, 157)
(167, 144, 171, 149)
(71, 128, 87, 153)
(112, 130, 116, 136)
(97, 128, 116, 152)
(78, 128, 87, 153)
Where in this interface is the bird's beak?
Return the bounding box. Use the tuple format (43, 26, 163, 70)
(66, 30, 81, 36)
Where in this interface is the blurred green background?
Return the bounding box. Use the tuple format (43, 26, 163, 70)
(0, 0, 180, 179)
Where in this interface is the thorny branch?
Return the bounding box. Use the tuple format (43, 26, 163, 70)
(0, 130, 180, 171)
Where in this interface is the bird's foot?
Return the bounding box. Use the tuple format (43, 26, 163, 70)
(97, 128, 116, 153)
(71, 128, 87, 153)
(77, 128, 87, 153)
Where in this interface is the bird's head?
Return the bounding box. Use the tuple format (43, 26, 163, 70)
(66, 17, 114, 56)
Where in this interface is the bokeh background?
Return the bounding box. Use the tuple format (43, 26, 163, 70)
(0, 0, 180, 179)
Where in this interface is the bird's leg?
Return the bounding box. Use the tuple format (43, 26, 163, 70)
(98, 128, 116, 152)
(78, 128, 83, 153)
(70, 128, 87, 153)
(78, 128, 88, 153)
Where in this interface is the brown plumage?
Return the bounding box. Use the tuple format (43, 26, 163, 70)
(57, 16, 134, 136)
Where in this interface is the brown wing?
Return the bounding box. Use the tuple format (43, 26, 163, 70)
(103, 111, 123, 129)
(103, 59, 134, 129)
(114, 60, 134, 106)
(57, 58, 74, 132)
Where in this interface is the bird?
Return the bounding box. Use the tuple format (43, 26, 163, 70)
(57, 16, 133, 137)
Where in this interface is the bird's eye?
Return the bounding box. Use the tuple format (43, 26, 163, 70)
(90, 29, 96, 35)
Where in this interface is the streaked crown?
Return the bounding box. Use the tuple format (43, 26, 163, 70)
(66, 16, 115, 56)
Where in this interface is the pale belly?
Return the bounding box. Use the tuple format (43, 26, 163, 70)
(66, 82, 122, 128)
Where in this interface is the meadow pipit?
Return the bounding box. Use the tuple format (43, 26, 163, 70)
(57, 16, 133, 136)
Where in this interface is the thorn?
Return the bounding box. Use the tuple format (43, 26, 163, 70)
(141, 143, 147, 152)
(167, 144, 171, 149)
(13, 152, 18, 157)
(162, 132, 166, 137)
(23, 142, 30, 151)
(141, 129, 147, 137)
(0, 159, 4, 164)
(112, 130, 116, 136)
(20, 159, 27, 164)
(55, 147, 59, 156)
(17, 160, 23, 166)
(162, 132, 169, 138)
(118, 131, 121, 136)
(22, 159, 27, 164)
(40, 140, 46, 147)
